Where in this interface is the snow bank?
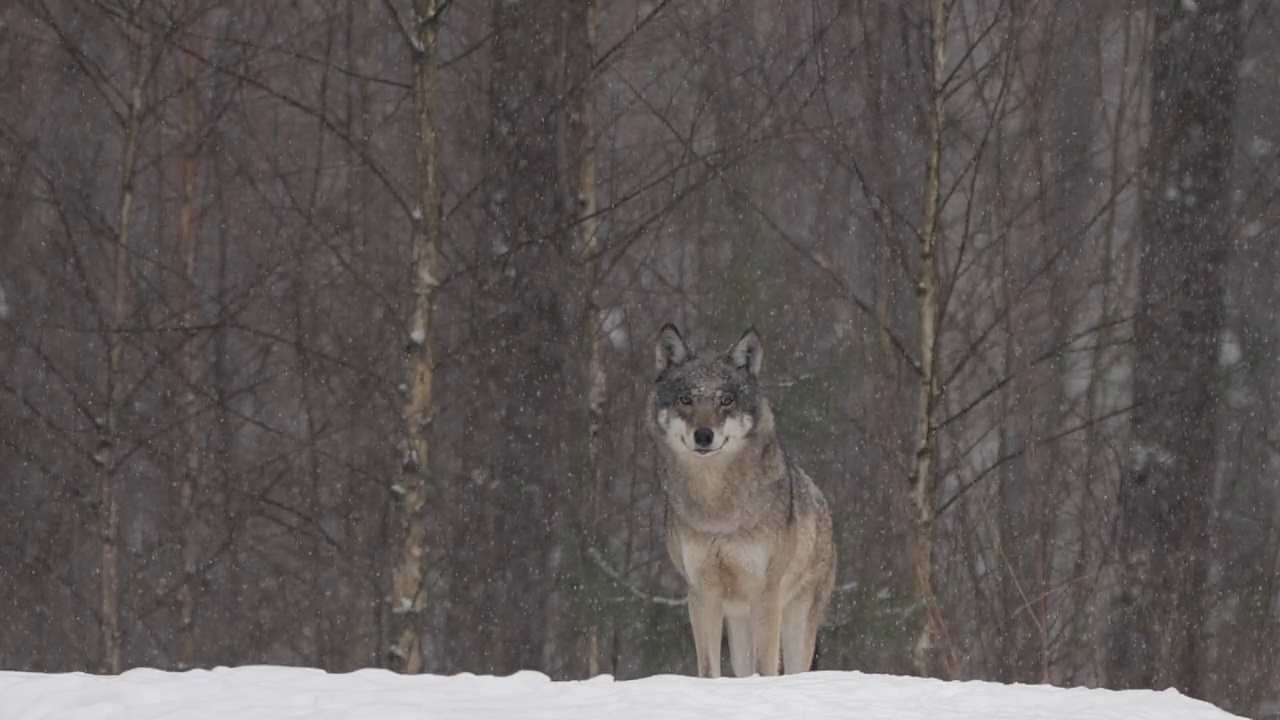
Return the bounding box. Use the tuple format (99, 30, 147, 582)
(0, 666, 1243, 720)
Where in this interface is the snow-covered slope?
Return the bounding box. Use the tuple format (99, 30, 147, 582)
(0, 666, 1243, 720)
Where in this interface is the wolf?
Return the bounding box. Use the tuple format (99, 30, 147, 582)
(649, 324, 836, 678)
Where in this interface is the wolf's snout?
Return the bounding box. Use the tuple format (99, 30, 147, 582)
(693, 427, 715, 448)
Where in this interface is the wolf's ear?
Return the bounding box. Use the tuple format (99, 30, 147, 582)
(731, 327, 763, 378)
(655, 323, 691, 371)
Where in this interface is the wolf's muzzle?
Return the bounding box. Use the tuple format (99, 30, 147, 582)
(693, 427, 715, 449)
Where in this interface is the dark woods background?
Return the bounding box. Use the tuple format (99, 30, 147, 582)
(2, 0, 1279, 716)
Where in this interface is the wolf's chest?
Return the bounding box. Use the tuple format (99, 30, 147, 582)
(681, 537, 770, 604)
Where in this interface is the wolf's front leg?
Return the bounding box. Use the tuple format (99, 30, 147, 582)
(687, 589, 724, 678)
(726, 614, 756, 677)
(781, 591, 819, 674)
(752, 589, 784, 676)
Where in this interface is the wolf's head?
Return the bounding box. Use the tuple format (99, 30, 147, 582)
(651, 324, 767, 460)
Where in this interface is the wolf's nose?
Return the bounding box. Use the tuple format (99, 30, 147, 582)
(693, 428, 714, 448)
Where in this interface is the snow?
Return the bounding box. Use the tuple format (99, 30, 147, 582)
(602, 307, 628, 349)
(0, 666, 1244, 720)
(1219, 329, 1242, 368)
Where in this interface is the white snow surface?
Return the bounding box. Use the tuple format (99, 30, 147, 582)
(0, 666, 1243, 720)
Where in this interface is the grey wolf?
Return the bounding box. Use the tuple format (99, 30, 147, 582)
(649, 324, 836, 677)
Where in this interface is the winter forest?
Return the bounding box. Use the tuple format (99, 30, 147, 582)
(1, 0, 1277, 715)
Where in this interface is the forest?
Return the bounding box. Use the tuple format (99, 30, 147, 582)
(1, 0, 1277, 717)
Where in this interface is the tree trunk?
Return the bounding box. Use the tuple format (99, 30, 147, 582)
(175, 0, 203, 670)
(388, 0, 444, 675)
(344, 0, 382, 671)
(96, 0, 148, 675)
(477, 0, 581, 674)
(907, 0, 955, 680)
(1108, 0, 1242, 697)
(573, 0, 606, 679)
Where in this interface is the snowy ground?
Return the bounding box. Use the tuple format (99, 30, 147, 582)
(0, 665, 1244, 719)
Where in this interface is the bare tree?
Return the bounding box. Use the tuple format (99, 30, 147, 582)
(1109, 0, 1244, 697)
(174, 0, 204, 670)
(573, 0, 607, 677)
(907, 0, 954, 679)
(96, 0, 151, 675)
(388, 0, 446, 675)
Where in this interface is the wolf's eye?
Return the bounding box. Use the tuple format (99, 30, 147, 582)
(720, 394, 735, 406)
(679, 395, 692, 406)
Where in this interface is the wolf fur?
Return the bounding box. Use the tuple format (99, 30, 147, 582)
(649, 324, 836, 678)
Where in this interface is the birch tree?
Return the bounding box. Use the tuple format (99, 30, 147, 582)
(388, 0, 445, 674)
(907, 0, 954, 679)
